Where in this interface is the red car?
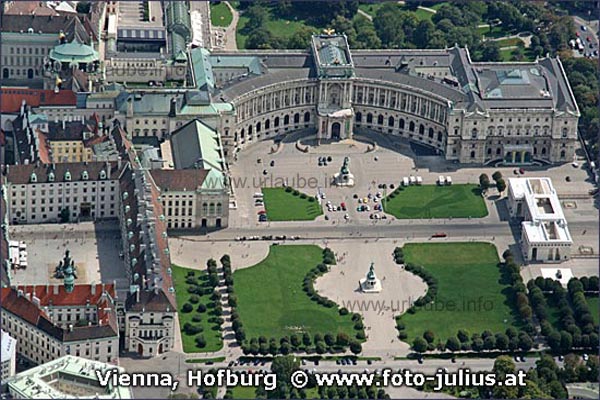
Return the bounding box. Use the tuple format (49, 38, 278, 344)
(432, 232, 447, 238)
(586, 36, 592, 42)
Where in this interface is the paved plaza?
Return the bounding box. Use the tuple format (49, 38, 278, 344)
(8, 221, 128, 291)
(229, 134, 597, 228)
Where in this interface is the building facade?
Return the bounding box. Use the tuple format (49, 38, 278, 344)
(1, 329, 17, 381)
(3, 161, 121, 224)
(204, 35, 579, 165)
(0, 284, 119, 366)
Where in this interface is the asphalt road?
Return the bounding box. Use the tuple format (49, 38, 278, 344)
(174, 219, 598, 242)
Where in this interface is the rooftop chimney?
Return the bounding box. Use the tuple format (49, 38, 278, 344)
(91, 282, 96, 295)
(53, 284, 59, 295)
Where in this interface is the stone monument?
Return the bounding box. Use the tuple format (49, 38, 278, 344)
(359, 262, 382, 293)
(333, 156, 355, 187)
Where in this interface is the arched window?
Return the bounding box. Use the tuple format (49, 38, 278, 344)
(2, 68, 8, 79)
(419, 124, 425, 135)
(209, 203, 215, 215)
(428, 127, 434, 138)
(496, 148, 501, 155)
(388, 116, 394, 127)
(256, 122, 261, 132)
(399, 119, 405, 129)
(470, 151, 476, 158)
(366, 113, 373, 123)
(541, 148, 546, 155)
(202, 203, 208, 214)
(487, 148, 492, 155)
(294, 113, 300, 124)
(274, 117, 280, 127)
(304, 112, 310, 122)
(562, 128, 568, 137)
(437, 132, 443, 141)
(240, 128, 245, 138)
(265, 119, 270, 129)
(216, 203, 222, 214)
(471, 128, 478, 139)
(377, 115, 384, 125)
(560, 150, 566, 158)
(355, 112, 362, 123)
(248, 125, 253, 135)
(284, 115, 290, 125)
(409, 121, 415, 132)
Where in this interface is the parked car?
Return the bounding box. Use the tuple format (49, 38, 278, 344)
(432, 232, 447, 238)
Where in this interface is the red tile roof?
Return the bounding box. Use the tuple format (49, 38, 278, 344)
(0, 88, 77, 113)
(1, 284, 119, 341)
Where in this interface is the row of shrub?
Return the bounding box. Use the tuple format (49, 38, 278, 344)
(411, 327, 535, 354)
(387, 186, 405, 200)
(529, 276, 599, 354)
(179, 261, 224, 349)
(283, 185, 318, 201)
(240, 330, 363, 356)
(229, 249, 363, 355)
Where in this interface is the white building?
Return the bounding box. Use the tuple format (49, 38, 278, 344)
(508, 177, 572, 263)
(1, 329, 17, 381)
(3, 161, 121, 224)
(0, 284, 120, 366)
(5, 355, 132, 399)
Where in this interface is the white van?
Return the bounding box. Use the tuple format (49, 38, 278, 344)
(445, 176, 452, 185)
(253, 192, 264, 199)
(438, 176, 445, 185)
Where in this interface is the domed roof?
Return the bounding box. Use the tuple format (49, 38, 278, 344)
(50, 42, 99, 63)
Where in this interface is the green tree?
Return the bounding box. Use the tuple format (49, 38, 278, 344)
(479, 173, 491, 190)
(412, 337, 428, 353)
(492, 356, 519, 398)
(496, 178, 507, 193)
(480, 41, 501, 62)
(445, 337, 461, 352)
(413, 20, 435, 48)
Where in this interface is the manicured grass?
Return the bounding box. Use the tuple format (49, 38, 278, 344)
(499, 47, 536, 62)
(383, 184, 487, 219)
(358, 2, 385, 16)
(172, 265, 223, 353)
(397, 243, 522, 343)
(236, 8, 318, 49)
(185, 356, 226, 364)
(413, 7, 435, 21)
(262, 187, 323, 221)
(233, 245, 355, 339)
(210, 2, 233, 27)
(231, 385, 258, 399)
(495, 37, 524, 47)
(587, 296, 599, 325)
(478, 25, 513, 38)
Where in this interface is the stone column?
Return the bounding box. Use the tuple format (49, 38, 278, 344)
(511, 151, 516, 164)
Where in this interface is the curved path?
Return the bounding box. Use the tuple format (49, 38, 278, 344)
(315, 240, 427, 359)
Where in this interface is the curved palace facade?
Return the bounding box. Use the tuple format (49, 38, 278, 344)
(208, 34, 579, 165)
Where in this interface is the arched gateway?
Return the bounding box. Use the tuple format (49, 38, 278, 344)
(206, 33, 579, 165)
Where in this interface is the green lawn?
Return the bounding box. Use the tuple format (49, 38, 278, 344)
(172, 265, 223, 353)
(231, 385, 258, 399)
(397, 243, 522, 343)
(413, 7, 435, 21)
(495, 37, 524, 47)
(210, 2, 233, 27)
(478, 25, 513, 38)
(262, 187, 323, 221)
(587, 296, 599, 325)
(236, 8, 317, 49)
(383, 184, 487, 219)
(233, 245, 355, 339)
(358, 2, 385, 16)
(185, 356, 226, 364)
